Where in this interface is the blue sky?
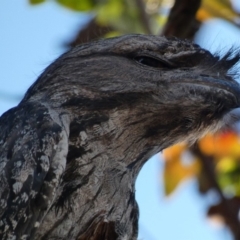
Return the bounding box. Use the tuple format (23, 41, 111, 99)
(1, 1, 240, 240)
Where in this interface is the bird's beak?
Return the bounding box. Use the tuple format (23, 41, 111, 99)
(175, 74, 240, 109)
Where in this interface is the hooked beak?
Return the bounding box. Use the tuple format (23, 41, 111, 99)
(176, 74, 240, 109)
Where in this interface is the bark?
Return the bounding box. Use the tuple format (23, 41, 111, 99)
(161, 0, 202, 39)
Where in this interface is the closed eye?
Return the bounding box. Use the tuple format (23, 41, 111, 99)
(134, 56, 172, 69)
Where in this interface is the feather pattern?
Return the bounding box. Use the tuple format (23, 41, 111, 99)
(0, 34, 240, 239)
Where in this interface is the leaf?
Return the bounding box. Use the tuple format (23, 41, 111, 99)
(216, 132, 240, 158)
(96, 0, 124, 25)
(56, 0, 94, 11)
(198, 0, 240, 24)
(29, 0, 45, 4)
(163, 143, 186, 161)
(104, 31, 122, 38)
(216, 156, 240, 196)
(216, 157, 238, 173)
(163, 145, 200, 196)
(96, 0, 146, 34)
(198, 134, 215, 156)
(198, 131, 240, 158)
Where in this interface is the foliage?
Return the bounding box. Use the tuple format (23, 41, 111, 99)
(29, 0, 159, 34)
(163, 144, 200, 195)
(56, 0, 95, 11)
(163, 130, 240, 237)
(29, 0, 45, 4)
(199, 0, 240, 25)
(29, 0, 240, 37)
(163, 131, 240, 196)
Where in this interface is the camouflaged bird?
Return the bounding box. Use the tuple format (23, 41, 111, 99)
(0, 34, 240, 240)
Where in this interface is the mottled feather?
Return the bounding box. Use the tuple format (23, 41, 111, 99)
(1, 34, 240, 240)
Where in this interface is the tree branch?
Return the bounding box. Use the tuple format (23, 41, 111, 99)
(192, 145, 240, 240)
(162, 0, 201, 39)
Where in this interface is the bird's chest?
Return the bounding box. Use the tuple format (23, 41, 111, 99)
(36, 123, 138, 239)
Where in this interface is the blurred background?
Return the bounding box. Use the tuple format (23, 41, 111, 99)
(1, 0, 240, 239)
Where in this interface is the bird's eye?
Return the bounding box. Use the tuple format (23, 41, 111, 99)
(134, 56, 169, 68)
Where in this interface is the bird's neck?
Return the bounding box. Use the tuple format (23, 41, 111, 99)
(67, 106, 170, 180)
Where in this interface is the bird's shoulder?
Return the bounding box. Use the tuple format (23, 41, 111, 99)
(0, 101, 69, 238)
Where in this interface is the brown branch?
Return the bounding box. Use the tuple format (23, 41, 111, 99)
(162, 0, 201, 39)
(192, 145, 240, 240)
(135, 0, 152, 34)
(67, 18, 113, 48)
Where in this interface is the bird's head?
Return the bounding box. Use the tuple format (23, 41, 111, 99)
(21, 34, 240, 148)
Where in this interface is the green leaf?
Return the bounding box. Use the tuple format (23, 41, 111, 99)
(216, 160, 240, 196)
(56, 0, 94, 11)
(29, 0, 45, 4)
(104, 31, 121, 38)
(95, 0, 146, 34)
(97, 0, 124, 25)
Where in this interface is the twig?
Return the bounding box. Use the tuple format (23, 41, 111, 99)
(161, 0, 201, 39)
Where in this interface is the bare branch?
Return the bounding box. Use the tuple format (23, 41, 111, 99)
(162, 0, 201, 39)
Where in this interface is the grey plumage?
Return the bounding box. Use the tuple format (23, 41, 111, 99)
(0, 34, 240, 240)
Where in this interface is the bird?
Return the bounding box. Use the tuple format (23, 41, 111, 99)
(0, 34, 240, 240)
